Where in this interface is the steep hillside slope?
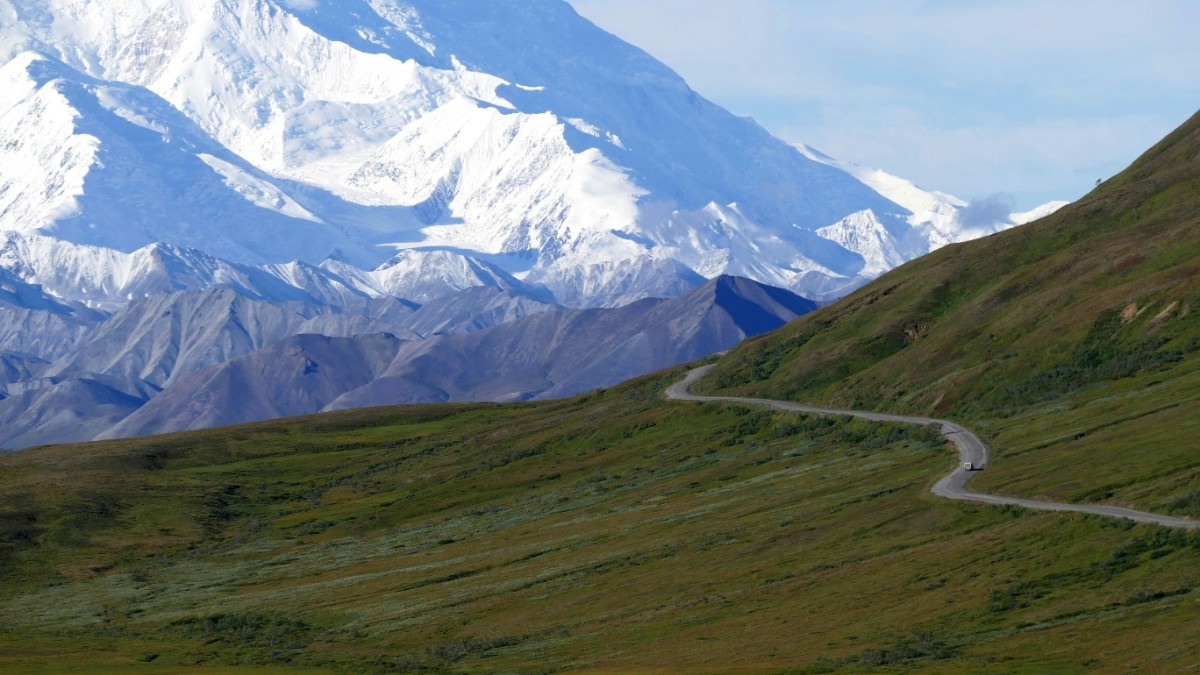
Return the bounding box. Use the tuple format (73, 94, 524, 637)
(0, 267, 104, 359)
(702, 109, 1200, 515)
(100, 332, 406, 439)
(0, 52, 382, 264)
(398, 285, 561, 336)
(0, 375, 154, 448)
(45, 290, 349, 388)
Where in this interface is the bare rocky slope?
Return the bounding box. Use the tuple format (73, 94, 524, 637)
(98, 276, 816, 439)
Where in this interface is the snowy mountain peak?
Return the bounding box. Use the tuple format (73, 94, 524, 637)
(318, 248, 550, 304)
(816, 210, 916, 278)
(1012, 201, 1072, 225)
(0, 0, 1068, 307)
(798, 144, 1067, 271)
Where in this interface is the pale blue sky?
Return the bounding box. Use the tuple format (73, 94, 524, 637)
(568, 0, 1200, 210)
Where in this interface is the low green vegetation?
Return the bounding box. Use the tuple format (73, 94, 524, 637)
(2, 367, 1200, 672)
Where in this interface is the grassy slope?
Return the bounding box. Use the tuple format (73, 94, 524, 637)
(701, 110, 1200, 516)
(2, 367, 1200, 672)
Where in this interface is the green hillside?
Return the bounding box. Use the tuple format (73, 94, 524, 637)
(703, 110, 1200, 516)
(3, 113, 1200, 672)
(2, 373, 1199, 672)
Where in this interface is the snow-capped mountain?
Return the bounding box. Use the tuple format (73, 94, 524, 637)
(0, 230, 552, 313)
(0, 0, 1079, 449)
(320, 249, 551, 305)
(0, 51, 387, 265)
(1, 231, 345, 310)
(0, 0, 1063, 308)
(800, 146, 1068, 278)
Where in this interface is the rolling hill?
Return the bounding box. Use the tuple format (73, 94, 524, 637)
(702, 109, 1200, 518)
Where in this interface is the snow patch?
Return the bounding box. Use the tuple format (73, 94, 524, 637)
(1013, 200, 1070, 224)
(566, 117, 601, 137)
(801, 143, 1071, 271)
(197, 153, 321, 222)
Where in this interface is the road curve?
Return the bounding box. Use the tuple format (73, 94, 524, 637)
(667, 365, 1199, 530)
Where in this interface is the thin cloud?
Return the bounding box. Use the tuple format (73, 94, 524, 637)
(958, 194, 1014, 229)
(567, 0, 1200, 209)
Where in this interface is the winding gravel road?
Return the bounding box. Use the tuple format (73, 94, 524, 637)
(668, 365, 1199, 529)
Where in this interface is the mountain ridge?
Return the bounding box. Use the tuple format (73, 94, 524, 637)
(74, 275, 816, 441)
(0, 0, 1063, 307)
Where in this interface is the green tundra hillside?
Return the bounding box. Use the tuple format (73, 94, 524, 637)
(703, 109, 1200, 516)
(2, 112, 1200, 673)
(2, 369, 1200, 673)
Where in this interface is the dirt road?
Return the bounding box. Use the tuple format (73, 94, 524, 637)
(667, 365, 1198, 529)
